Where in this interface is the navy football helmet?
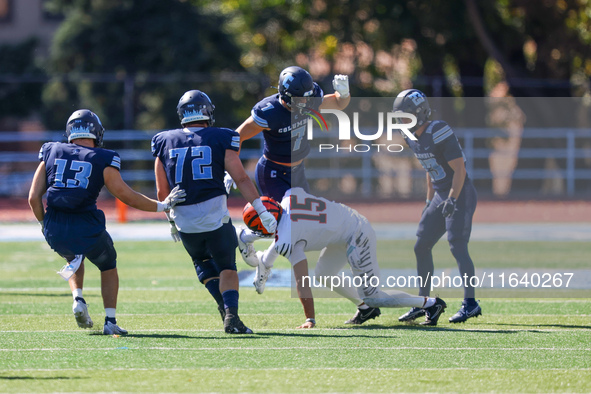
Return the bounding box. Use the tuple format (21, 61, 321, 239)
(392, 89, 432, 133)
(278, 66, 315, 108)
(177, 90, 215, 126)
(65, 109, 105, 147)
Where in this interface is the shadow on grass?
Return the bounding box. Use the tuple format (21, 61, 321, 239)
(0, 376, 84, 380)
(0, 293, 72, 298)
(488, 322, 591, 330)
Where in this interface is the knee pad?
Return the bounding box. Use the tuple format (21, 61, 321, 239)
(194, 259, 220, 283)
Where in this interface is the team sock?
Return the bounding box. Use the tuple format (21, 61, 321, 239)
(72, 288, 83, 300)
(222, 290, 239, 313)
(205, 279, 224, 308)
(105, 308, 116, 319)
(423, 297, 436, 308)
(464, 298, 477, 307)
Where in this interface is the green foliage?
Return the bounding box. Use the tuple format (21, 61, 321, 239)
(43, 0, 245, 130)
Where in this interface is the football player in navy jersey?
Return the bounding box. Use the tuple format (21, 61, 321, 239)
(393, 89, 482, 324)
(231, 66, 351, 266)
(152, 90, 277, 334)
(28, 109, 186, 335)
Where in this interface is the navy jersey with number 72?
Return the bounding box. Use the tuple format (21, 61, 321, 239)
(151, 127, 240, 205)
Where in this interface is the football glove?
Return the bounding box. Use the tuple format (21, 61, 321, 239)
(259, 211, 277, 234)
(164, 212, 181, 242)
(332, 74, 350, 98)
(438, 197, 456, 218)
(223, 171, 236, 194)
(158, 185, 186, 212)
(168, 220, 181, 242)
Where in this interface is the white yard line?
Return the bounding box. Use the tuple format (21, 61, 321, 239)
(0, 346, 589, 352)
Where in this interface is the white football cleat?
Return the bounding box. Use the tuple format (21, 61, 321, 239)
(236, 227, 258, 267)
(72, 297, 93, 329)
(253, 251, 271, 294)
(58, 254, 84, 281)
(103, 320, 128, 335)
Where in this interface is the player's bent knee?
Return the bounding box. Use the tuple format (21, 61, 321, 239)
(194, 260, 220, 284)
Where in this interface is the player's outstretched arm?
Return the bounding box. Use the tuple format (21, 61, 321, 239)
(293, 258, 315, 328)
(236, 116, 266, 150)
(319, 74, 351, 111)
(28, 162, 47, 223)
(104, 166, 185, 212)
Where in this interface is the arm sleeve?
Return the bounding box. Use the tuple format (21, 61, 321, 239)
(226, 129, 240, 152)
(251, 105, 270, 129)
(432, 122, 463, 162)
(108, 151, 121, 171)
(151, 133, 163, 158)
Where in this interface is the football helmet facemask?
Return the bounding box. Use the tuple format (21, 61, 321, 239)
(392, 89, 432, 134)
(66, 109, 105, 148)
(177, 90, 215, 126)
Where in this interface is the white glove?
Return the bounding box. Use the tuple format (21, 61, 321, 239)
(158, 185, 187, 212)
(168, 220, 181, 242)
(332, 74, 350, 98)
(259, 211, 277, 234)
(223, 171, 236, 194)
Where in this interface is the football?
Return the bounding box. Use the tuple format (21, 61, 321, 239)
(242, 196, 283, 235)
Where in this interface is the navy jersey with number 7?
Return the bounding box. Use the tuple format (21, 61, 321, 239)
(151, 126, 240, 205)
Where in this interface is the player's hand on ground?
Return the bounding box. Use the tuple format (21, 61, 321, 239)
(163, 185, 186, 210)
(438, 197, 456, 218)
(168, 220, 181, 242)
(297, 320, 315, 329)
(259, 211, 277, 234)
(223, 171, 236, 194)
(332, 74, 350, 98)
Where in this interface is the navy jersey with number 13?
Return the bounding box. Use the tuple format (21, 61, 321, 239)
(151, 127, 240, 205)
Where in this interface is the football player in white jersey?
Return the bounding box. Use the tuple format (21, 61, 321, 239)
(244, 188, 447, 328)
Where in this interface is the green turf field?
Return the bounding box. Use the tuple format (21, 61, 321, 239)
(1, 240, 590, 393)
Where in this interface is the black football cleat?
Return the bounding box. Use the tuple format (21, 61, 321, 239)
(344, 307, 381, 325)
(398, 307, 426, 322)
(449, 301, 482, 323)
(224, 314, 253, 334)
(420, 298, 447, 326)
(217, 305, 226, 322)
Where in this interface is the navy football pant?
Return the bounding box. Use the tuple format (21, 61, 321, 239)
(255, 156, 310, 202)
(414, 179, 477, 298)
(44, 207, 117, 271)
(179, 221, 238, 283)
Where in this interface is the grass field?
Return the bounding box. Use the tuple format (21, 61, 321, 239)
(1, 239, 590, 393)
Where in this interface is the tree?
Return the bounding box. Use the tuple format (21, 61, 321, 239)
(43, 0, 246, 130)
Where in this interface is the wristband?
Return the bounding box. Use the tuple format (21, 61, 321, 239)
(306, 318, 316, 324)
(156, 201, 167, 212)
(251, 198, 267, 215)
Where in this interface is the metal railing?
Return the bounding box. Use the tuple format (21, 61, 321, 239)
(1, 128, 590, 198)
